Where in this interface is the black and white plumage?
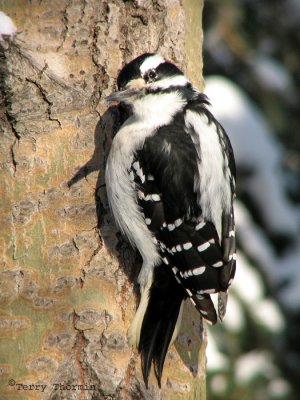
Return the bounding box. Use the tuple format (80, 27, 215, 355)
(105, 53, 236, 387)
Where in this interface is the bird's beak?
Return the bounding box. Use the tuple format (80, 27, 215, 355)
(106, 78, 145, 104)
(105, 88, 139, 103)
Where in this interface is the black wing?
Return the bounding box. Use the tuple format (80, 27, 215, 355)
(130, 108, 236, 385)
(132, 108, 236, 316)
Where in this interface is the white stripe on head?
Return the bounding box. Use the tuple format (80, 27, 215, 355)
(150, 75, 189, 90)
(140, 54, 165, 75)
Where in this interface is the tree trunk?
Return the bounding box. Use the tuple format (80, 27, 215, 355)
(0, 1, 205, 399)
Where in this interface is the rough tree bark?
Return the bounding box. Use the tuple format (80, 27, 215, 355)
(0, 1, 205, 399)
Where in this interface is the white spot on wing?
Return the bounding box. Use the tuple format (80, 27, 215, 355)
(183, 242, 192, 250)
(151, 194, 161, 201)
(213, 261, 223, 268)
(196, 221, 206, 231)
(197, 242, 210, 252)
(175, 218, 183, 227)
(193, 266, 206, 275)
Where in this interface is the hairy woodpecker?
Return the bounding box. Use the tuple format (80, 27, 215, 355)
(105, 53, 236, 387)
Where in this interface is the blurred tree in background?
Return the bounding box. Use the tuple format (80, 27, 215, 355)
(202, 1, 300, 399)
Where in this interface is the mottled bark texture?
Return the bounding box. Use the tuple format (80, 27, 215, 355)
(0, 1, 205, 399)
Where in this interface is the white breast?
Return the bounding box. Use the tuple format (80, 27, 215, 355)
(105, 119, 161, 271)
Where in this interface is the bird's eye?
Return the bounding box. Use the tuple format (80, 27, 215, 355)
(145, 69, 157, 82)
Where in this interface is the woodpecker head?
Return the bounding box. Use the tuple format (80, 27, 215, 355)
(106, 53, 192, 105)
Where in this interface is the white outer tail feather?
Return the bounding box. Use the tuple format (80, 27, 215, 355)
(127, 270, 184, 348)
(128, 271, 153, 348)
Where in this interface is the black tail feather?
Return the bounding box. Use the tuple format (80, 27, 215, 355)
(193, 292, 218, 324)
(140, 323, 160, 388)
(153, 315, 180, 386)
(138, 265, 185, 387)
